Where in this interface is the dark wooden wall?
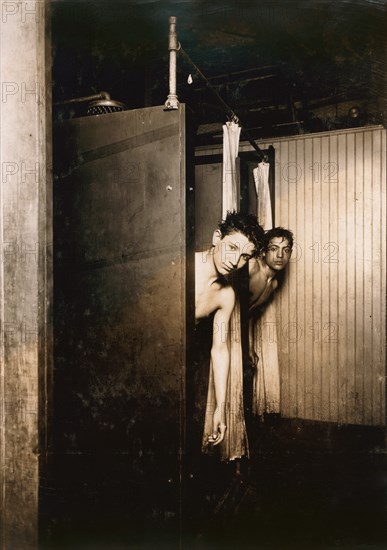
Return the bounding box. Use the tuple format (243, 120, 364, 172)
(46, 105, 187, 547)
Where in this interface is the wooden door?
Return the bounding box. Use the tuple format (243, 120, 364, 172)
(48, 105, 188, 546)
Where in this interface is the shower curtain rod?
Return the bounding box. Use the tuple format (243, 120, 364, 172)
(178, 45, 268, 162)
(164, 17, 267, 162)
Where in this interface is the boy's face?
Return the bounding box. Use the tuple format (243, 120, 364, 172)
(264, 237, 292, 271)
(212, 230, 255, 276)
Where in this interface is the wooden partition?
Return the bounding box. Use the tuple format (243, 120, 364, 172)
(271, 126, 386, 426)
(196, 125, 386, 427)
(48, 105, 188, 546)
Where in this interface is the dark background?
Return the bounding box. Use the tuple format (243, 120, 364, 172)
(52, 0, 387, 144)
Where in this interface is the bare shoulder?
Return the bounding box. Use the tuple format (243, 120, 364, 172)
(217, 285, 235, 313)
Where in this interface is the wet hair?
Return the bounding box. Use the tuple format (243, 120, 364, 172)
(264, 227, 294, 251)
(218, 210, 265, 254)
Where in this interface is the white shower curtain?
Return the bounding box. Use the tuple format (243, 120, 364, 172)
(202, 121, 249, 461)
(251, 162, 280, 415)
(221, 121, 240, 217)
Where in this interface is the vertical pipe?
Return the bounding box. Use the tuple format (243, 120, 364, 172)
(164, 16, 179, 110)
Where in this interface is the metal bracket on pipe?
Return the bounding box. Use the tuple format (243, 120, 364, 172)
(164, 16, 179, 110)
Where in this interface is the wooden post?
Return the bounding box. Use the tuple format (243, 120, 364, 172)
(0, 1, 52, 548)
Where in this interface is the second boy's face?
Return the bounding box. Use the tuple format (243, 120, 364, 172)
(212, 231, 256, 276)
(264, 237, 292, 271)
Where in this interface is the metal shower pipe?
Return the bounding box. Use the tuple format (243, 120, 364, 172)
(164, 16, 179, 110)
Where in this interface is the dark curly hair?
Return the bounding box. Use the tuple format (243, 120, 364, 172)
(264, 227, 294, 251)
(218, 211, 264, 255)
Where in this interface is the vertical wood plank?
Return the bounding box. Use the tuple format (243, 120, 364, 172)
(320, 136, 331, 421)
(327, 134, 339, 422)
(370, 129, 381, 425)
(287, 139, 300, 418)
(345, 132, 357, 424)
(303, 137, 315, 419)
(379, 129, 387, 425)
(363, 131, 374, 424)
(354, 132, 365, 424)
(337, 133, 349, 424)
(312, 136, 324, 420)
(277, 140, 292, 417)
(295, 138, 306, 418)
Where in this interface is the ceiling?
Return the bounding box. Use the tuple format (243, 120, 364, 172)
(52, 0, 387, 144)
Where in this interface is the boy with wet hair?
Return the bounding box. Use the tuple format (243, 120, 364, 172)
(249, 227, 294, 312)
(195, 211, 264, 445)
(217, 211, 265, 249)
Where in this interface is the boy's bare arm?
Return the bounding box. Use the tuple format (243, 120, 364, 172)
(208, 287, 235, 446)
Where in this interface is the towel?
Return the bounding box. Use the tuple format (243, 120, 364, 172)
(251, 162, 280, 415)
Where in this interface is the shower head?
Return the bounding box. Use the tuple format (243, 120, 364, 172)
(53, 91, 127, 117)
(86, 97, 127, 116)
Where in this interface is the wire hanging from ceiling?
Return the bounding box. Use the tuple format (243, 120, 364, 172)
(178, 45, 268, 162)
(164, 16, 268, 162)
